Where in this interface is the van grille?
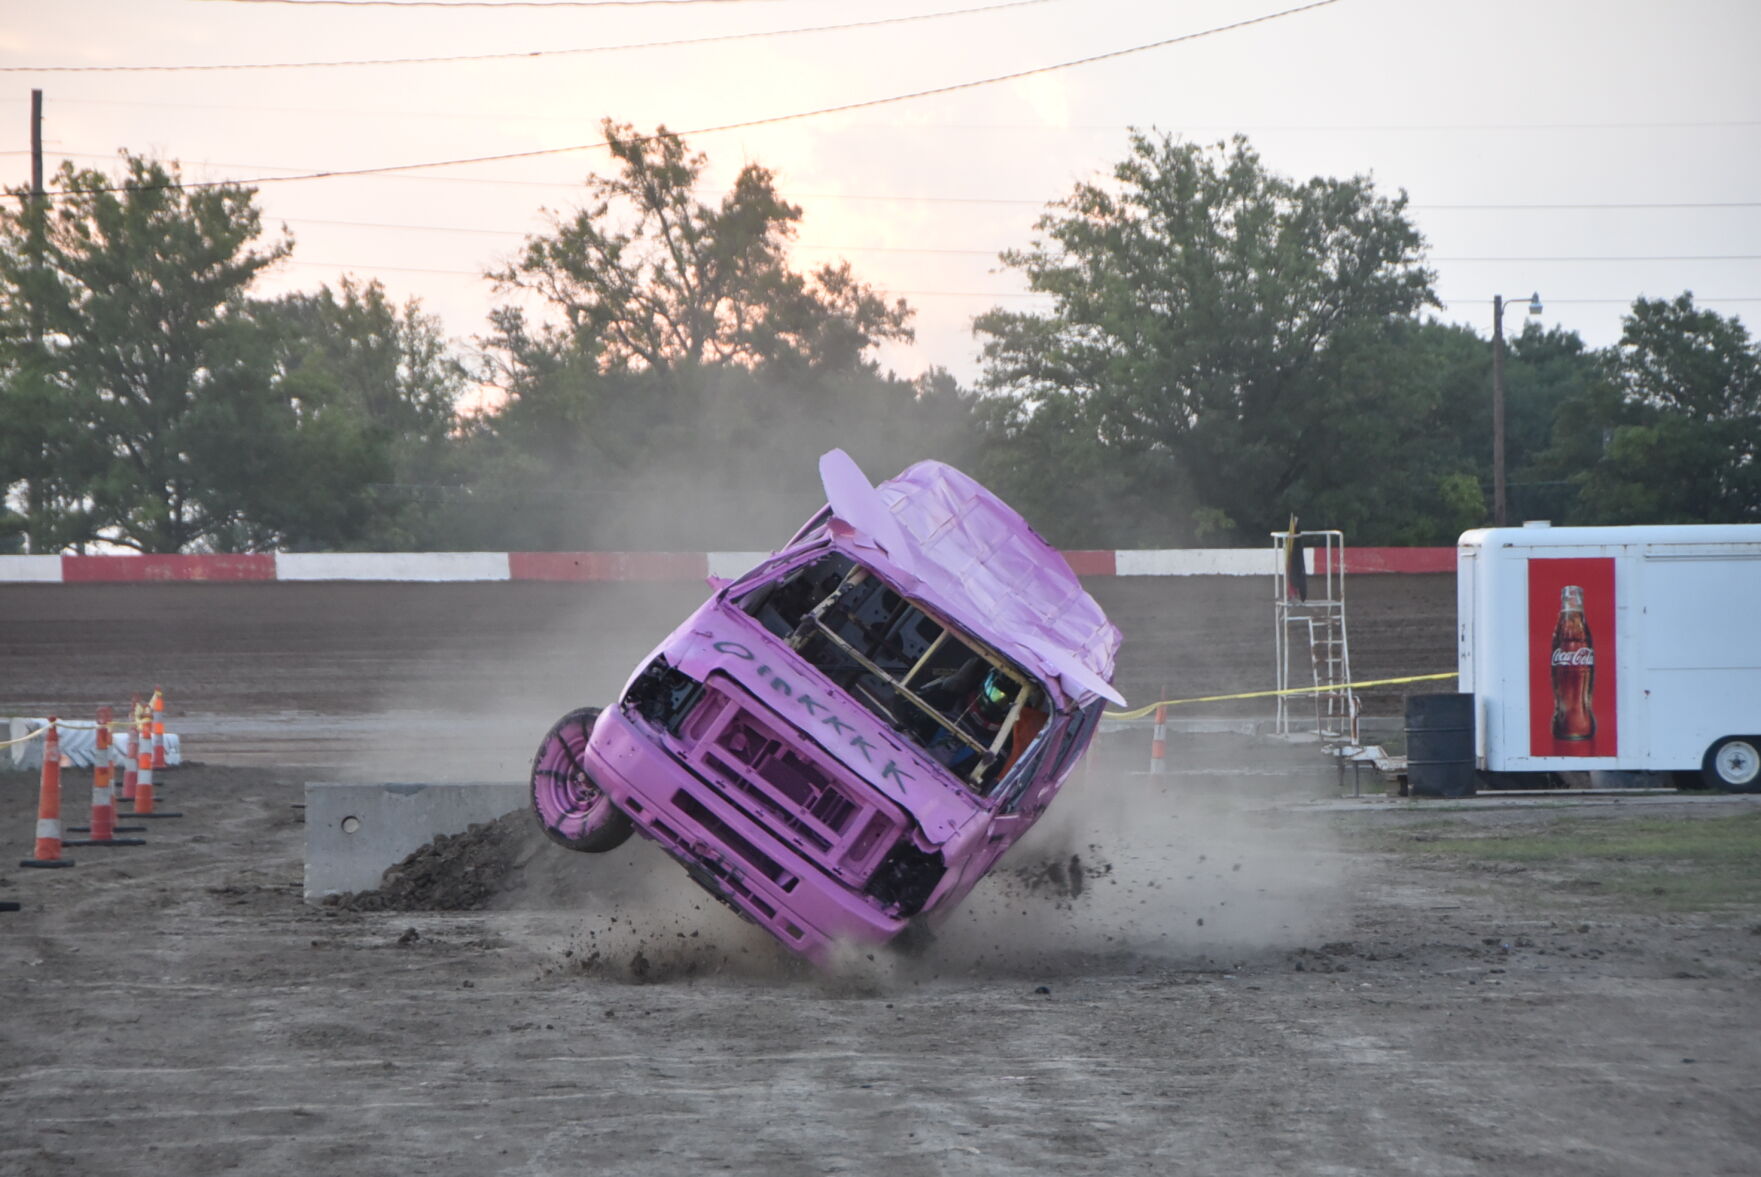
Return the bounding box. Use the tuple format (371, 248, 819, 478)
(685, 685, 899, 880)
(672, 792, 796, 892)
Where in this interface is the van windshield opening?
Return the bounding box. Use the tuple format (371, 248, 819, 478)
(739, 552, 1047, 792)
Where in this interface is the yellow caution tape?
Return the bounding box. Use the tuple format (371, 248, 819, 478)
(1105, 672, 1458, 721)
(0, 719, 128, 747)
(0, 725, 50, 750)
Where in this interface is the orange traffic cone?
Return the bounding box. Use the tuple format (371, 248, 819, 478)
(151, 686, 168, 771)
(20, 720, 73, 869)
(127, 711, 181, 820)
(1149, 696, 1168, 775)
(65, 707, 146, 847)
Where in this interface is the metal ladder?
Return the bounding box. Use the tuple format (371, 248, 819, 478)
(1272, 529, 1357, 743)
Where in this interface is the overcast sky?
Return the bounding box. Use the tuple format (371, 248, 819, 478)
(4, 0, 1758, 386)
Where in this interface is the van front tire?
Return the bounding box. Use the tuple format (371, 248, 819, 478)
(531, 707, 636, 852)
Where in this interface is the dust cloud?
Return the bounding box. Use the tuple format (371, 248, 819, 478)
(391, 736, 1357, 987)
(317, 440, 1356, 985)
(334, 436, 842, 783)
(920, 755, 1354, 978)
(332, 580, 712, 785)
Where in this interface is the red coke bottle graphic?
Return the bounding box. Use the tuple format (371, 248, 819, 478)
(1550, 585, 1596, 741)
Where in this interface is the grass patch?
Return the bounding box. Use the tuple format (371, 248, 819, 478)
(1379, 812, 1761, 912)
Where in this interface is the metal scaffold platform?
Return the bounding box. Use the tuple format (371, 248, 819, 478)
(1272, 528, 1358, 744)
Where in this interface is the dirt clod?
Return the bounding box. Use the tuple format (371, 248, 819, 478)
(1003, 848, 1114, 904)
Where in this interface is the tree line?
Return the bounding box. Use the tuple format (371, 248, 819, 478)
(2, 124, 1756, 554)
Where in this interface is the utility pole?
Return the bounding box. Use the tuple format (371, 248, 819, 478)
(24, 90, 48, 553)
(30, 88, 43, 199)
(28, 89, 45, 333)
(1492, 294, 1508, 528)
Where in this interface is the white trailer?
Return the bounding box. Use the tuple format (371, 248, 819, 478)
(1457, 523, 1761, 791)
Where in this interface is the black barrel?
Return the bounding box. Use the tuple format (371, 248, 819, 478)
(1406, 693, 1476, 798)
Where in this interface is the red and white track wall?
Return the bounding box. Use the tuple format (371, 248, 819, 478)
(0, 548, 1454, 584)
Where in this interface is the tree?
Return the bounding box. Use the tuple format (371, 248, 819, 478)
(1500, 324, 1614, 524)
(0, 337, 72, 550)
(1562, 294, 1761, 523)
(450, 356, 983, 552)
(229, 278, 467, 550)
(1297, 317, 1489, 545)
(487, 120, 912, 380)
(0, 154, 290, 552)
(974, 133, 1437, 544)
(458, 122, 963, 551)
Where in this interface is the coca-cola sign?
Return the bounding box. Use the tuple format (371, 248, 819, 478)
(1527, 558, 1619, 759)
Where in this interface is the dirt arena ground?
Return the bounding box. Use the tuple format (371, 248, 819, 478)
(2, 577, 1758, 1176)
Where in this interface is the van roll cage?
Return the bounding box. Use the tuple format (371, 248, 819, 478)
(783, 563, 1035, 787)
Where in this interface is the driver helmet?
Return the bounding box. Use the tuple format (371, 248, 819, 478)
(975, 669, 1013, 723)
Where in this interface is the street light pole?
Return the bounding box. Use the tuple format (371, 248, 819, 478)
(1491, 292, 1542, 527)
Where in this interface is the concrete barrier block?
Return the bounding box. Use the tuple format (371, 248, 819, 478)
(303, 780, 527, 902)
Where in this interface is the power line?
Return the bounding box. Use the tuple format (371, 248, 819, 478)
(289, 216, 525, 236)
(274, 262, 1761, 306)
(797, 196, 1761, 211)
(25, 152, 1761, 214)
(1437, 296, 1761, 305)
(1432, 255, 1761, 263)
(23, 149, 1761, 215)
(277, 220, 1761, 264)
(9, 92, 1757, 135)
(287, 259, 487, 276)
(203, 0, 794, 8)
(283, 216, 1005, 252)
(1194, 120, 1761, 131)
(7, 150, 593, 188)
(4, 0, 1058, 73)
(1414, 202, 1761, 211)
(25, 152, 1062, 193)
(889, 290, 1051, 298)
(283, 257, 1060, 295)
(32, 0, 1345, 198)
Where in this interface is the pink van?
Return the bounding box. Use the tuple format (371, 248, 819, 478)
(531, 451, 1123, 964)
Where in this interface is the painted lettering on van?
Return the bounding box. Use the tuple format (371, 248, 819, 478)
(711, 638, 915, 784)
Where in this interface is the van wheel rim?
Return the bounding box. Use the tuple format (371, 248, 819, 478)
(532, 712, 615, 840)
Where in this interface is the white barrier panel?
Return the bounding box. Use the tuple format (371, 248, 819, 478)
(0, 547, 1360, 582)
(706, 551, 773, 580)
(5, 720, 180, 770)
(8, 717, 39, 768)
(0, 556, 63, 582)
(1116, 548, 1280, 577)
(276, 552, 512, 582)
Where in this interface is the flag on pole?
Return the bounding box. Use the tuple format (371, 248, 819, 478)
(1284, 514, 1308, 602)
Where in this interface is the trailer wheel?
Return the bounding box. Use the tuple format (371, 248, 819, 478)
(1702, 737, 1761, 793)
(531, 707, 635, 852)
